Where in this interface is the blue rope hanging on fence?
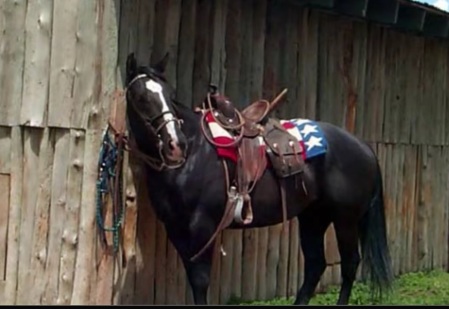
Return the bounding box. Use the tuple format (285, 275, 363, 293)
(96, 124, 125, 253)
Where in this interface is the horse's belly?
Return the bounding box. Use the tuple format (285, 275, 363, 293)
(227, 170, 310, 229)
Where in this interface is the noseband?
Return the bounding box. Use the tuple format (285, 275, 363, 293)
(126, 74, 186, 170)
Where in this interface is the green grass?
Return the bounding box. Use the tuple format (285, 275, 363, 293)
(229, 269, 449, 305)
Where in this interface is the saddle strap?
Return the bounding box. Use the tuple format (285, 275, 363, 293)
(280, 179, 288, 232)
(190, 159, 235, 262)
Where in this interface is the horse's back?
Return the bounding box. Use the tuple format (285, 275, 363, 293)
(316, 121, 379, 209)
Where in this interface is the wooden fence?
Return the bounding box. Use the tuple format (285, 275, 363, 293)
(0, 0, 448, 305)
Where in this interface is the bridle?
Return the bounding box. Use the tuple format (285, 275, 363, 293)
(125, 74, 187, 171)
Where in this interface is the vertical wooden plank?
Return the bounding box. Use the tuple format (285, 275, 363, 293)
(70, 0, 97, 128)
(432, 147, 444, 269)
(0, 127, 11, 173)
(176, 0, 197, 107)
(363, 24, 386, 142)
(241, 229, 258, 302)
(47, 0, 78, 128)
(266, 225, 282, 300)
(402, 146, 418, 273)
(42, 130, 71, 304)
(410, 145, 421, 271)
(297, 8, 319, 120)
(154, 221, 168, 305)
(353, 21, 368, 137)
(388, 144, 400, 274)
(324, 224, 340, 272)
(117, 0, 142, 84)
(421, 40, 446, 146)
(382, 31, 402, 143)
(133, 176, 157, 304)
(287, 219, 299, 297)
(417, 145, 430, 270)
(20, 0, 53, 127)
(315, 13, 331, 123)
(237, 0, 254, 107)
(176, 254, 187, 305)
(262, 0, 282, 113)
(415, 39, 433, 145)
(151, 0, 181, 87)
(219, 230, 234, 304)
(71, 129, 102, 305)
(224, 0, 243, 107)
(209, 0, 228, 95)
(113, 155, 139, 305)
(231, 230, 243, 301)
(445, 49, 449, 146)
(403, 36, 423, 145)
(165, 241, 179, 304)
(209, 233, 222, 304)
(16, 128, 44, 304)
(58, 129, 85, 304)
(442, 147, 449, 269)
(392, 33, 407, 144)
(27, 128, 54, 303)
(0, 174, 10, 281)
(192, 0, 212, 107)
(135, 0, 155, 62)
(3, 127, 23, 304)
(90, 0, 120, 131)
(321, 225, 336, 289)
(394, 145, 405, 275)
(0, 0, 26, 126)
(280, 3, 299, 120)
(256, 227, 269, 300)
(249, 0, 266, 101)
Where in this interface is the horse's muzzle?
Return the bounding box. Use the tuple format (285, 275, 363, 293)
(165, 139, 187, 163)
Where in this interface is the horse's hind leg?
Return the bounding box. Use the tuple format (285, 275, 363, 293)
(294, 203, 331, 305)
(333, 217, 361, 305)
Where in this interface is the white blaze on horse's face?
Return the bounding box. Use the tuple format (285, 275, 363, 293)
(145, 79, 179, 143)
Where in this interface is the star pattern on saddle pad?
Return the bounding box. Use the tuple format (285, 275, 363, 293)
(305, 135, 323, 151)
(289, 118, 328, 159)
(300, 124, 318, 138)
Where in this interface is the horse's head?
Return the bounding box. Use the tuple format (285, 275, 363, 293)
(125, 52, 188, 165)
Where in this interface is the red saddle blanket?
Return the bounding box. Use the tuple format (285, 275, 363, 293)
(204, 111, 306, 162)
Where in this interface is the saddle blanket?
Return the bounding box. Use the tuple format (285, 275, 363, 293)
(204, 112, 328, 162)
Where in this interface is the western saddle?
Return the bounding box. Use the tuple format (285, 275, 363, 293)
(198, 85, 307, 226)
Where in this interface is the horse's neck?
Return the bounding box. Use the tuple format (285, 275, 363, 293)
(173, 102, 202, 139)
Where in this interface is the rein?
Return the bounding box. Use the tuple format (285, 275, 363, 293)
(96, 122, 126, 254)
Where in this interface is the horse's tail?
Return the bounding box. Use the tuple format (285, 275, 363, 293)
(359, 159, 394, 301)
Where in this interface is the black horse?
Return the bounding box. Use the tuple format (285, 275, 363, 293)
(124, 53, 393, 305)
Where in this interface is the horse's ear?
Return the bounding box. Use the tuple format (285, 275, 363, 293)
(126, 53, 137, 85)
(153, 52, 169, 73)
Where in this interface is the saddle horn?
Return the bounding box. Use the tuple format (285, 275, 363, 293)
(209, 84, 219, 95)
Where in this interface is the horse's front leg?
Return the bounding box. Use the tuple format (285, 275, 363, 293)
(164, 213, 216, 305)
(181, 246, 214, 305)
